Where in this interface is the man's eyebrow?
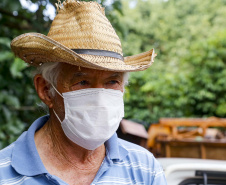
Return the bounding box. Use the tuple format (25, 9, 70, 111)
(70, 72, 88, 82)
(109, 72, 123, 78)
(73, 72, 88, 77)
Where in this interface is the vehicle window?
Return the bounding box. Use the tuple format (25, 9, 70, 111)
(179, 178, 226, 185)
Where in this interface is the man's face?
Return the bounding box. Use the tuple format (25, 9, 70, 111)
(51, 63, 124, 121)
(56, 63, 124, 93)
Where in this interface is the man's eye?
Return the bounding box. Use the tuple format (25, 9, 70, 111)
(108, 80, 119, 85)
(78, 80, 89, 85)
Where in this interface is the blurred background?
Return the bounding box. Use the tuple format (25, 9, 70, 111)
(0, 0, 226, 153)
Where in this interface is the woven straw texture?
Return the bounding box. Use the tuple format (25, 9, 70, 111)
(11, 0, 156, 72)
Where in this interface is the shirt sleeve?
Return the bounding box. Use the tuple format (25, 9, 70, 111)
(150, 157, 168, 185)
(151, 169, 168, 185)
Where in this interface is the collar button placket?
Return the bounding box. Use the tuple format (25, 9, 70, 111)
(91, 157, 112, 184)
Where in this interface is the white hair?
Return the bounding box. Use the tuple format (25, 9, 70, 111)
(34, 62, 130, 97)
(34, 62, 60, 96)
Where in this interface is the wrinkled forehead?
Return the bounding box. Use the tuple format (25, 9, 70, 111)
(57, 63, 124, 82)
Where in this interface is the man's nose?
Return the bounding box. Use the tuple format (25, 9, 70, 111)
(92, 82, 104, 88)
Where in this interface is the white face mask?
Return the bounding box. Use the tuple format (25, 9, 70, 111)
(52, 85, 124, 150)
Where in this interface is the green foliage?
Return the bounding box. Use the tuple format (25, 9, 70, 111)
(122, 0, 226, 126)
(0, 36, 40, 149)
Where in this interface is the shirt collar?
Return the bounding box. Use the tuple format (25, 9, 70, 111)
(11, 115, 129, 176)
(12, 115, 49, 176)
(105, 133, 128, 161)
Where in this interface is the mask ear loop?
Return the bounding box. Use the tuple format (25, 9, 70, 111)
(53, 109, 63, 124)
(51, 83, 64, 123)
(51, 83, 63, 98)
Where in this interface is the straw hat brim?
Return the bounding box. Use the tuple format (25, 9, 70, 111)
(11, 33, 156, 72)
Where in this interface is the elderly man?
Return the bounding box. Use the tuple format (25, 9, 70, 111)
(0, 1, 167, 184)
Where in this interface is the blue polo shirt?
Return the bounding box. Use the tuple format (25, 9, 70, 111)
(0, 115, 167, 185)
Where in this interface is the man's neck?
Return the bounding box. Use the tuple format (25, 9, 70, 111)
(34, 116, 105, 179)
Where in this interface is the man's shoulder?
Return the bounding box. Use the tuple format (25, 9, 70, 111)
(0, 143, 15, 160)
(117, 138, 163, 170)
(110, 138, 167, 184)
(118, 138, 153, 157)
(0, 143, 16, 178)
(0, 131, 27, 160)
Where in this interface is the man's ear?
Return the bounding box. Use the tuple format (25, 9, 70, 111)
(34, 74, 53, 108)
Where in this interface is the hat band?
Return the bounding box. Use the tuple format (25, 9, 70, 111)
(72, 49, 124, 61)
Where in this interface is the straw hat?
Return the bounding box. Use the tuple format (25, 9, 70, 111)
(11, 0, 156, 72)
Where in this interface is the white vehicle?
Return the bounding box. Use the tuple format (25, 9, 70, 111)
(157, 158, 226, 185)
